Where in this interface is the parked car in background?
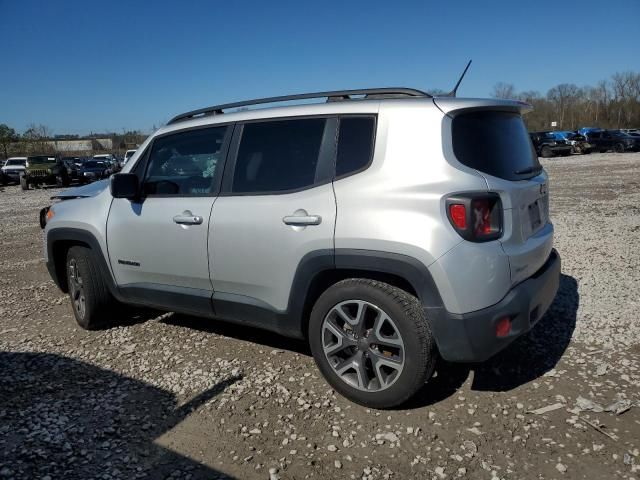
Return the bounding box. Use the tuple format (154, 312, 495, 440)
(529, 132, 573, 157)
(92, 154, 119, 174)
(61, 157, 83, 183)
(584, 129, 640, 153)
(620, 128, 640, 136)
(78, 160, 110, 183)
(21, 155, 70, 190)
(577, 127, 602, 137)
(0, 157, 27, 184)
(550, 131, 592, 154)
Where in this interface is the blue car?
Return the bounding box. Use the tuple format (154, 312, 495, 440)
(577, 127, 602, 137)
(551, 131, 592, 154)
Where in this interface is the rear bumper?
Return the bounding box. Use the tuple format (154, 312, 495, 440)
(429, 249, 561, 362)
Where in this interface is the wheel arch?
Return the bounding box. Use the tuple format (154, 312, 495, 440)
(288, 249, 446, 339)
(47, 228, 117, 296)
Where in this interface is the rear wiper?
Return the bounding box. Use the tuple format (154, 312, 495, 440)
(514, 165, 543, 175)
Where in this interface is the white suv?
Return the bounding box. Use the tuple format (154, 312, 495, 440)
(1, 157, 27, 183)
(41, 88, 560, 408)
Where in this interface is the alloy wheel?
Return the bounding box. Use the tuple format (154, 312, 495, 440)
(321, 300, 405, 392)
(68, 259, 86, 320)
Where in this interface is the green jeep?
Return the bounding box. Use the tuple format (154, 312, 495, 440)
(21, 155, 71, 190)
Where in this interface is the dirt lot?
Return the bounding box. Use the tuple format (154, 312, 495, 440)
(1, 152, 639, 480)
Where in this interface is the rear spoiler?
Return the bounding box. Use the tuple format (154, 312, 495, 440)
(433, 97, 533, 116)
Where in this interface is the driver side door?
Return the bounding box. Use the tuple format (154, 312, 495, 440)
(106, 124, 231, 315)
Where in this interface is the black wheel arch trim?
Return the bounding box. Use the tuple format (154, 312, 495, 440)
(46, 232, 449, 344)
(46, 227, 120, 298)
(280, 248, 447, 338)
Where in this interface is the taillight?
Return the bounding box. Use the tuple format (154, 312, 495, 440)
(446, 193, 502, 242)
(448, 204, 467, 229)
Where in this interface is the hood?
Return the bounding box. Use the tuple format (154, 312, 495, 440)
(51, 179, 110, 200)
(81, 166, 107, 173)
(27, 163, 57, 170)
(1, 165, 25, 171)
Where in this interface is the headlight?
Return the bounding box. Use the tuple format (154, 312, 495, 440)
(46, 168, 53, 174)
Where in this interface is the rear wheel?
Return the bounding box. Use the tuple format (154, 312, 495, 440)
(541, 146, 553, 158)
(309, 279, 436, 409)
(66, 246, 118, 330)
(20, 176, 29, 190)
(614, 143, 625, 153)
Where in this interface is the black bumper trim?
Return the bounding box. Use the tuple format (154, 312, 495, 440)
(430, 249, 561, 362)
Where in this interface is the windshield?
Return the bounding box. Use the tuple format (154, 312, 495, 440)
(6, 159, 26, 166)
(83, 161, 105, 168)
(452, 111, 541, 180)
(28, 156, 56, 164)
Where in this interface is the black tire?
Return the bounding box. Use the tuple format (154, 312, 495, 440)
(308, 279, 437, 409)
(614, 143, 625, 153)
(541, 146, 553, 158)
(56, 175, 64, 187)
(20, 176, 29, 190)
(65, 246, 118, 330)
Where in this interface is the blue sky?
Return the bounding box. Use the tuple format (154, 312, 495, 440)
(1, 0, 638, 135)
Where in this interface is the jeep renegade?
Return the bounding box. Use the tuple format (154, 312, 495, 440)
(42, 88, 560, 408)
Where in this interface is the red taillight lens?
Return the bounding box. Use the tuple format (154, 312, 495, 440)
(446, 193, 502, 242)
(495, 316, 512, 337)
(448, 204, 467, 229)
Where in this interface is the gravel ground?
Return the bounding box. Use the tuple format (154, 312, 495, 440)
(0, 152, 639, 480)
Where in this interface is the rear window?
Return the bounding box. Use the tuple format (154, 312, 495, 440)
(452, 111, 540, 180)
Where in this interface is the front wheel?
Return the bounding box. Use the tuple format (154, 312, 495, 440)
(20, 176, 29, 190)
(66, 246, 118, 330)
(614, 143, 625, 153)
(541, 146, 553, 158)
(309, 279, 437, 409)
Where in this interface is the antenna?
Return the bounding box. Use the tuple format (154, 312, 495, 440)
(446, 60, 472, 97)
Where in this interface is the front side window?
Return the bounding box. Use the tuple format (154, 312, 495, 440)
(232, 118, 326, 194)
(143, 126, 228, 196)
(335, 116, 375, 177)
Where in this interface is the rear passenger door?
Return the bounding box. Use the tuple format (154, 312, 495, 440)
(209, 117, 337, 318)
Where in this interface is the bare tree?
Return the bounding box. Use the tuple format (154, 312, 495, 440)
(0, 124, 18, 159)
(492, 82, 517, 99)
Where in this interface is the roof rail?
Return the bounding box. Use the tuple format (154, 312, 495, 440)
(167, 88, 430, 125)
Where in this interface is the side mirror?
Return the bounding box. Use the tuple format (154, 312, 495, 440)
(110, 173, 139, 200)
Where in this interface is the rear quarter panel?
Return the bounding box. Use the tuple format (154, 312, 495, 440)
(333, 100, 487, 272)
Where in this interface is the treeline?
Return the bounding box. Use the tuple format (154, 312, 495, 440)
(0, 123, 147, 158)
(492, 71, 640, 132)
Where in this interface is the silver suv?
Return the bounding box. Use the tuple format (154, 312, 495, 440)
(42, 88, 560, 408)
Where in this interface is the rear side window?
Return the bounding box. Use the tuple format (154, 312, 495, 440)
(143, 126, 228, 196)
(232, 118, 326, 193)
(452, 111, 540, 180)
(336, 117, 375, 177)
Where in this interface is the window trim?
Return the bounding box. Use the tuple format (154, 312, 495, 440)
(134, 123, 234, 199)
(333, 114, 377, 181)
(219, 115, 338, 197)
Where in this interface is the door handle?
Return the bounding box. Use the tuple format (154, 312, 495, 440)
(282, 215, 322, 226)
(173, 211, 203, 225)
